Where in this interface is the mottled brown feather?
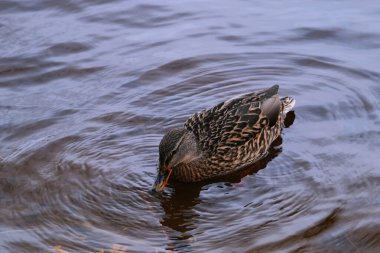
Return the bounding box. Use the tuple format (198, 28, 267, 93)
(164, 85, 295, 182)
(185, 85, 280, 158)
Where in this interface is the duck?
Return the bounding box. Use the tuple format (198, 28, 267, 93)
(153, 85, 295, 192)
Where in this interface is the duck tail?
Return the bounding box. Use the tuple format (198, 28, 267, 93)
(281, 96, 296, 114)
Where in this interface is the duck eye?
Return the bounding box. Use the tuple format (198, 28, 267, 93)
(164, 150, 177, 166)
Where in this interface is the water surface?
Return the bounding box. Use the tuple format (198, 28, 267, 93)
(1, 1, 380, 252)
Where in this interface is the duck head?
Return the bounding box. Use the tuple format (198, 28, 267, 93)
(153, 128, 199, 192)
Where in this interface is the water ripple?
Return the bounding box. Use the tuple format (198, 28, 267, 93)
(1, 1, 380, 252)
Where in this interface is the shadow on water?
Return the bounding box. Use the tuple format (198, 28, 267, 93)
(155, 111, 295, 251)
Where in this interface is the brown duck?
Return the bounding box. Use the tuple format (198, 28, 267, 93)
(153, 85, 295, 191)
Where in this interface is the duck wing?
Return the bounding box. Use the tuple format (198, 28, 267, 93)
(184, 85, 281, 157)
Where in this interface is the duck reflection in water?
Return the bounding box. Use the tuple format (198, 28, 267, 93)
(155, 111, 295, 251)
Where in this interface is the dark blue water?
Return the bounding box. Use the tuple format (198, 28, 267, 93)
(1, 1, 380, 252)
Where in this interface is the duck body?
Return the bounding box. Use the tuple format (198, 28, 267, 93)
(153, 85, 295, 191)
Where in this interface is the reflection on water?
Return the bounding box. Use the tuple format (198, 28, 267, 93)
(1, 0, 380, 252)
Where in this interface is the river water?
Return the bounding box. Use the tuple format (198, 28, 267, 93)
(1, 1, 380, 252)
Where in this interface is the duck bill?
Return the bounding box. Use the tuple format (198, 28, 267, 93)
(153, 168, 172, 192)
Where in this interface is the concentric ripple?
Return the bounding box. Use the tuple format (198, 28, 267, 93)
(1, 0, 380, 252)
